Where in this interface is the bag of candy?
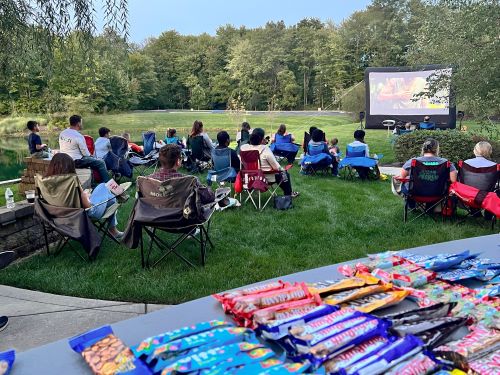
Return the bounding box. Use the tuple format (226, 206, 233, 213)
(288, 308, 359, 340)
(0, 350, 15, 375)
(437, 269, 483, 282)
(323, 284, 392, 306)
(381, 302, 456, 326)
(68, 326, 151, 375)
(131, 320, 232, 359)
(416, 324, 467, 349)
(264, 362, 318, 374)
(307, 275, 379, 297)
(341, 290, 409, 313)
(389, 316, 467, 337)
(391, 268, 436, 288)
(258, 303, 337, 340)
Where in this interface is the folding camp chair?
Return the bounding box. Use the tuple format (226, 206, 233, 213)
(270, 134, 300, 164)
(302, 131, 311, 154)
(107, 136, 133, 180)
(128, 132, 160, 176)
(187, 135, 213, 172)
(300, 143, 333, 176)
(123, 176, 225, 268)
(339, 145, 381, 180)
(398, 159, 451, 223)
(451, 161, 500, 228)
(206, 148, 237, 190)
(83, 135, 102, 183)
(239, 150, 291, 211)
(419, 122, 436, 130)
(34, 174, 126, 261)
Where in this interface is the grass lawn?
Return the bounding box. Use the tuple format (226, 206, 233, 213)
(0, 112, 492, 304)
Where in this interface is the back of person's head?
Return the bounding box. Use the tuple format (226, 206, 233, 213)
(241, 122, 250, 132)
(277, 124, 286, 135)
(69, 115, 82, 127)
(27, 120, 38, 131)
(122, 132, 131, 141)
(98, 127, 110, 137)
(311, 129, 324, 142)
(191, 120, 203, 136)
(217, 131, 230, 146)
(249, 128, 265, 146)
(159, 144, 181, 169)
(354, 129, 365, 141)
(45, 153, 76, 177)
(167, 128, 176, 138)
(421, 138, 439, 156)
(473, 141, 492, 159)
(309, 126, 317, 136)
(331, 138, 338, 146)
(424, 116, 431, 122)
(405, 122, 412, 130)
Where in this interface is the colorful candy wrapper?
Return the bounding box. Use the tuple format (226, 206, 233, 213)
(436, 324, 500, 359)
(341, 290, 409, 313)
(365, 253, 407, 270)
(293, 315, 371, 352)
(385, 352, 439, 375)
(229, 358, 284, 374)
(476, 284, 500, 298)
(131, 320, 232, 358)
(392, 268, 436, 288)
(307, 319, 390, 369)
(307, 275, 379, 297)
(264, 362, 317, 374)
(477, 269, 500, 282)
(289, 308, 359, 340)
(323, 336, 390, 374)
(397, 252, 436, 265)
(323, 284, 392, 306)
(258, 304, 338, 340)
(416, 324, 466, 349)
(0, 350, 15, 375)
(160, 342, 275, 375)
(68, 325, 151, 375)
(213, 281, 290, 312)
(417, 250, 473, 271)
(454, 257, 491, 269)
(345, 335, 423, 375)
(432, 371, 467, 375)
(381, 302, 456, 325)
(390, 316, 467, 337)
(437, 269, 483, 282)
(469, 351, 500, 375)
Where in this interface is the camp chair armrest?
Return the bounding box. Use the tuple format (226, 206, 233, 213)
(394, 176, 409, 183)
(101, 203, 120, 220)
(264, 164, 293, 175)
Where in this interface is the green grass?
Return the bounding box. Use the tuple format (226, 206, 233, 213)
(0, 167, 492, 304)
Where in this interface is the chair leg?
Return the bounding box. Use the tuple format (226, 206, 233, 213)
(404, 200, 408, 223)
(199, 226, 206, 266)
(42, 223, 51, 256)
(140, 233, 145, 269)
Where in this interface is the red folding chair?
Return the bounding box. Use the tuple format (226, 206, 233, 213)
(239, 150, 292, 211)
(84, 135, 101, 183)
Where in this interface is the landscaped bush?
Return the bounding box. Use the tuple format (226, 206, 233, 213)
(393, 130, 500, 164)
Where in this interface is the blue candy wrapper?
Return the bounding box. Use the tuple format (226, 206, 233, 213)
(0, 350, 15, 375)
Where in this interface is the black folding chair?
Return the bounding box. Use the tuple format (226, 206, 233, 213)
(187, 135, 213, 173)
(400, 159, 451, 223)
(124, 176, 226, 269)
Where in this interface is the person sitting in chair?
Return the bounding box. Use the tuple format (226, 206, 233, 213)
(27, 120, 49, 159)
(149, 144, 215, 204)
(122, 133, 144, 155)
(188, 120, 214, 161)
(44, 153, 123, 239)
(216, 131, 240, 172)
(241, 128, 299, 198)
(164, 128, 185, 148)
(271, 124, 295, 143)
(94, 127, 112, 159)
(347, 130, 373, 180)
(464, 141, 496, 168)
(236, 121, 251, 152)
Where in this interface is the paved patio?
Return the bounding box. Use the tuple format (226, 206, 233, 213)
(0, 285, 169, 352)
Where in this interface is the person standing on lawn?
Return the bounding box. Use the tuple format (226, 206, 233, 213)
(59, 115, 110, 182)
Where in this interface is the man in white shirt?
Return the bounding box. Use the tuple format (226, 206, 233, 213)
(59, 115, 110, 182)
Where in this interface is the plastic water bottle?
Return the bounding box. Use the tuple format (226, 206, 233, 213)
(5, 188, 15, 209)
(47, 147, 52, 159)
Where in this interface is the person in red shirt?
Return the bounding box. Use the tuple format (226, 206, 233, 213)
(122, 133, 144, 155)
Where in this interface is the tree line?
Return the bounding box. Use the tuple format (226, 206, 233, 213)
(0, 0, 498, 121)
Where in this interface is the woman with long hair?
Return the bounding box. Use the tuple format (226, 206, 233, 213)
(188, 120, 214, 160)
(44, 153, 123, 239)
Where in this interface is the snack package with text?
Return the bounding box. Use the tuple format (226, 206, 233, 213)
(341, 290, 409, 313)
(323, 283, 392, 306)
(435, 325, 500, 360)
(469, 351, 500, 375)
(307, 274, 379, 297)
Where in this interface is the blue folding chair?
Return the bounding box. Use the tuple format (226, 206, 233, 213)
(339, 145, 382, 180)
(300, 143, 333, 175)
(206, 148, 237, 189)
(270, 134, 300, 164)
(419, 122, 436, 130)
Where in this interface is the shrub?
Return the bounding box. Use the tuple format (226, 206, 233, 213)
(339, 82, 365, 120)
(393, 130, 500, 164)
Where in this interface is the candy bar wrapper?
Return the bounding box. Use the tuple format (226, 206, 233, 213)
(293, 315, 372, 352)
(341, 290, 409, 313)
(0, 350, 15, 375)
(258, 304, 338, 341)
(416, 323, 465, 349)
(469, 351, 500, 375)
(231, 283, 311, 318)
(307, 319, 390, 369)
(264, 362, 318, 374)
(307, 274, 379, 297)
(413, 288, 464, 308)
(365, 254, 407, 270)
(417, 250, 472, 271)
(229, 358, 284, 374)
(390, 316, 467, 337)
(213, 281, 291, 313)
(433, 371, 467, 375)
(68, 326, 151, 375)
(338, 263, 371, 278)
(131, 320, 232, 358)
(160, 342, 276, 375)
(436, 324, 500, 359)
(392, 268, 436, 288)
(323, 284, 392, 306)
(323, 336, 390, 374)
(289, 308, 359, 341)
(253, 294, 323, 327)
(385, 352, 439, 375)
(149, 327, 256, 370)
(345, 335, 423, 375)
(381, 302, 456, 326)
(437, 269, 483, 282)
(477, 269, 500, 282)
(454, 257, 492, 269)
(398, 252, 436, 265)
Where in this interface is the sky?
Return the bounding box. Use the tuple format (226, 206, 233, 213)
(98, 0, 372, 43)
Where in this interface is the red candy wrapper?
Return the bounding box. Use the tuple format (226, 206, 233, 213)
(253, 294, 323, 326)
(436, 325, 500, 359)
(469, 351, 500, 375)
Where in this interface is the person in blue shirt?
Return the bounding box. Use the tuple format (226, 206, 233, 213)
(164, 128, 185, 148)
(27, 120, 49, 158)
